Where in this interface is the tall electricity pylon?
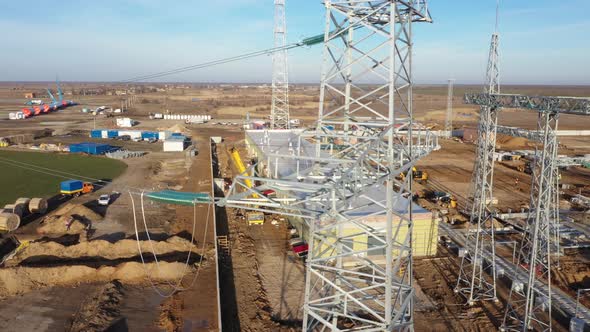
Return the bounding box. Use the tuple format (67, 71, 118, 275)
(444, 79, 455, 138)
(302, 1, 434, 330)
(221, 1, 437, 330)
(464, 93, 590, 331)
(503, 112, 557, 331)
(270, 0, 290, 129)
(455, 2, 500, 305)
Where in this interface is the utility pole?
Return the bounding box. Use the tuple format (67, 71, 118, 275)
(444, 79, 455, 138)
(455, 0, 501, 305)
(270, 0, 290, 129)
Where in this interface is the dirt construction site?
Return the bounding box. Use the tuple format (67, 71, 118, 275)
(0, 80, 588, 332)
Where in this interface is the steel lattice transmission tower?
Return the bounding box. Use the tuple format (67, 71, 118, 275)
(501, 111, 557, 331)
(270, 0, 290, 129)
(303, 1, 433, 330)
(444, 79, 455, 138)
(464, 93, 590, 331)
(455, 7, 500, 305)
(221, 1, 436, 331)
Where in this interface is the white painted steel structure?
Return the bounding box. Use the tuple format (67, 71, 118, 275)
(270, 0, 290, 129)
(455, 16, 500, 305)
(219, 1, 437, 330)
(465, 92, 590, 331)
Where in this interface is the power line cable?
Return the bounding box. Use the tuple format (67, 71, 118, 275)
(118, 33, 327, 83)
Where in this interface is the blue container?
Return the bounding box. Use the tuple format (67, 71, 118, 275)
(171, 133, 183, 137)
(90, 130, 102, 138)
(60, 180, 83, 192)
(107, 130, 119, 138)
(69, 142, 112, 155)
(141, 131, 158, 140)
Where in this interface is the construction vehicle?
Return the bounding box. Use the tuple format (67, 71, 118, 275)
(60, 180, 94, 197)
(229, 147, 253, 188)
(400, 166, 429, 184)
(500, 160, 532, 174)
(289, 237, 309, 258)
(246, 212, 264, 226)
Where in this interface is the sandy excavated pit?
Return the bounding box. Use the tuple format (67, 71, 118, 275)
(5, 236, 202, 267)
(0, 261, 193, 298)
(0, 236, 210, 298)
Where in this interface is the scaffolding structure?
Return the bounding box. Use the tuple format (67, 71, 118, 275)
(464, 92, 590, 331)
(220, 1, 438, 330)
(455, 20, 500, 305)
(270, 0, 290, 129)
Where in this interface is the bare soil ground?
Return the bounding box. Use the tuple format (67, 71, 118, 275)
(1, 83, 589, 331)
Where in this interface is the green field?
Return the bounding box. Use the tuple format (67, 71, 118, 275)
(0, 150, 127, 206)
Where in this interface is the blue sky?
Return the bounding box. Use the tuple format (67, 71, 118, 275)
(0, 0, 588, 84)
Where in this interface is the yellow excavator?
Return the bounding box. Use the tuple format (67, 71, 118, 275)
(229, 147, 253, 189)
(400, 166, 429, 184)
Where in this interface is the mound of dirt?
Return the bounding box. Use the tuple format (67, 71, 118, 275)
(68, 280, 125, 332)
(0, 262, 191, 297)
(7, 236, 201, 267)
(166, 124, 187, 134)
(37, 203, 102, 236)
(496, 134, 531, 149)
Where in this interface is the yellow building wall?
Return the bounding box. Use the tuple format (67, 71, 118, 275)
(313, 212, 438, 265)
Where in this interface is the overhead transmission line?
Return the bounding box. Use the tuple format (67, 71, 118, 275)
(119, 34, 326, 83)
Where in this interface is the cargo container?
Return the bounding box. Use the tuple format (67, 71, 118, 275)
(69, 142, 113, 155)
(118, 130, 142, 140)
(141, 131, 159, 140)
(163, 136, 188, 152)
(90, 130, 102, 138)
(107, 130, 119, 138)
(60, 180, 94, 196)
(158, 131, 171, 141)
(116, 117, 136, 128)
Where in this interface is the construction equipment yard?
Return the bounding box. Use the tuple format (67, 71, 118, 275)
(1, 1, 590, 332)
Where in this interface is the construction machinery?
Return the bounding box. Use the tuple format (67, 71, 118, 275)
(400, 166, 429, 184)
(246, 211, 264, 226)
(229, 147, 253, 189)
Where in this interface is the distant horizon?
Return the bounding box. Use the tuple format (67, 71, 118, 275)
(1, 81, 589, 88)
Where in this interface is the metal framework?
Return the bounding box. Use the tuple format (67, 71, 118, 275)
(270, 0, 291, 129)
(495, 125, 561, 260)
(444, 79, 455, 138)
(220, 1, 437, 330)
(455, 25, 500, 305)
(465, 92, 590, 331)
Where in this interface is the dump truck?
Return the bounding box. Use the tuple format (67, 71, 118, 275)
(246, 212, 264, 226)
(60, 180, 94, 197)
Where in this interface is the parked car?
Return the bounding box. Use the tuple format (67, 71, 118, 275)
(119, 135, 131, 141)
(97, 194, 111, 206)
(132, 137, 142, 142)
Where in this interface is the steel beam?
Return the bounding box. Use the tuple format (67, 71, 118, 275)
(464, 94, 590, 115)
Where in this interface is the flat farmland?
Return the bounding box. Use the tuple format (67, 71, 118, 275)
(0, 150, 127, 206)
